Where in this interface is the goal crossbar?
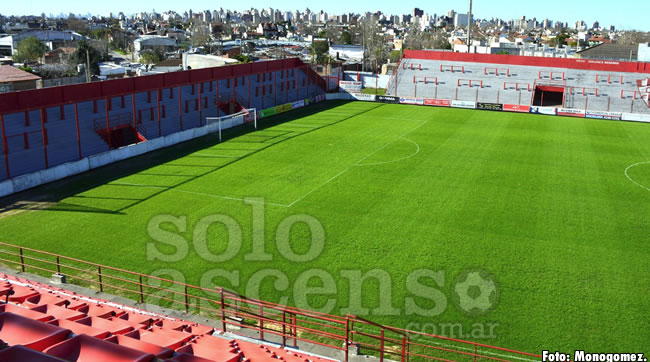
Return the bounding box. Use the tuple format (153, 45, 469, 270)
(206, 108, 257, 142)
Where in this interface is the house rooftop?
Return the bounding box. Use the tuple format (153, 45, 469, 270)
(0, 65, 41, 83)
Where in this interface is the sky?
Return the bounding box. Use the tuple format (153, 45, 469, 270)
(2, 0, 646, 31)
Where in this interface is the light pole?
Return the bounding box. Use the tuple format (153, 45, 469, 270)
(467, 0, 473, 53)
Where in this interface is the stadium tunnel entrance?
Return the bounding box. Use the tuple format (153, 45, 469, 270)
(533, 85, 565, 107)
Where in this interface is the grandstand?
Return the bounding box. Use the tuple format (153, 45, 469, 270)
(0, 50, 649, 361)
(388, 50, 650, 114)
(0, 58, 326, 186)
(0, 244, 542, 362)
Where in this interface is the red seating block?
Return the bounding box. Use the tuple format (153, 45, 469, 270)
(176, 343, 241, 362)
(116, 311, 155, 326)
(168, 353, 215, 362)
(237, 343, 279, 361)
(24, 292, 85, 309)
(0, 312, 70, 351)
(0, 303, 53, 322)
(0, 345, 66, 361)
(192, 335, 236, 349)
(73, 316, 135, 335)
(125, 328, 192, 350)
(44, 334, 155, 362)
(105, 334, 174, 359)
(30, 304, 86, 321)
(72, 303, 124, 318)
(7, 284, 39, 303)
(48, 318, 111, 339)
(153, 318, 187, 331)
(184, 323, 214, 336)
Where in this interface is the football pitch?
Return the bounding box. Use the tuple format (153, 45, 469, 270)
(0, 100, 648, 353)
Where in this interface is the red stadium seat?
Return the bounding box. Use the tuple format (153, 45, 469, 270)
(0, 345, 66, 361)
(153, 318, 187, 331)
(0, 303, 53, 322)
(47, 318, 111, 339)
(24, 292, 85, 309)
(236, 343, 279, 361)
(176, 343, 241, 362)
(105, 334, 174, 359)
(73, 316, 135, 335)
(116, 311, 155, 326)
(168, 353, 216, 362)
(71, 303, 125, 319)
(7, 284, 39, 303)
(125, 327, 192, 350)
(30, 304, 86, 321)
(183, 323, 214, 336)
(192, 335, 236, 349)
(0, 312, 71, 351)
(44, 334, 155, 362)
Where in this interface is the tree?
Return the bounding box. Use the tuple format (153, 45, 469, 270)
(139, 49, 161, 65)
(340, 31, 353, 45)
(191, 23, 212, 50)
(553, 34, 569, 47)
(65, 17, 89, 36)
(389, 50, 401, 63)
(311, 40, 330, 64)
(13, 37, 47, 63)
(232, 54, 253, 63)
(617, 31, 650, 45)
(70, 40, 104, 76)
(360, 18, 388, 71)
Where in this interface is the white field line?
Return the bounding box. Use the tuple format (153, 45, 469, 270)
(355, 137, 420, 167)
(624, 161, 650, 192)
(286, 121, 428, 207)
(110, 121, 429, 209)
(109, 181, 291, 207)
(192, 153, 244, 158)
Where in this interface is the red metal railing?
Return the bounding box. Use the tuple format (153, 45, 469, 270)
(0, 241, 540, 362)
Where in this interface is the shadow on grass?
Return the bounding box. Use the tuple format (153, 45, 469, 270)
(0, 100, 383, 216)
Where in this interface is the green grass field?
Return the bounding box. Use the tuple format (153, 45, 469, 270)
(0, 100, 649, 354)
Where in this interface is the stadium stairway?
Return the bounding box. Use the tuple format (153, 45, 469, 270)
(0, 274, 337, 362)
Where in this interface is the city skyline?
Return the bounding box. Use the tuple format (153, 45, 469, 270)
(0, 0, 646, 31)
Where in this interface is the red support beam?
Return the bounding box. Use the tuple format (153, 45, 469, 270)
(216, 81, 220, 116)
(274, 71, 277, 106)
(248, 75, 251, 109)
(131, 93, 137, 129)
(74, 104, 82, 160)
(0, 114, 10, 179)
(178, 87, 183, 133)
(157, 88, 162, 132)
(104, 98, 111, 149)
(198, 83, 203, 126)
(40, 109, 49, 168)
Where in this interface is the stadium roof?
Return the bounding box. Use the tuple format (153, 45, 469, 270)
(0, 65, 41, 83)
(577, 43, 638, 61)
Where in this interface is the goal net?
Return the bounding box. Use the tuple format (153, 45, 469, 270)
(206, 108, 257, 142)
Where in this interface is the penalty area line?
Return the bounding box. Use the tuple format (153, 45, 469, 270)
(286, 120, 428, 208)
(110, 182, 291, 208)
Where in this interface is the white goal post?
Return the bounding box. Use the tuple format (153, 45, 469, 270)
(206, 108, 257, 142)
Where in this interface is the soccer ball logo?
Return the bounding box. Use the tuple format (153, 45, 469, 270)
(452, 269, 499, 316)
